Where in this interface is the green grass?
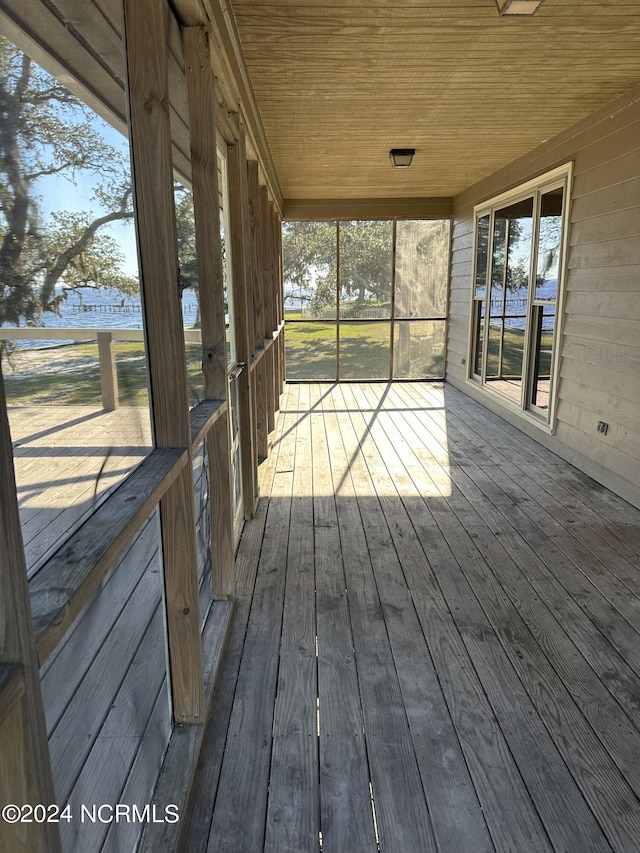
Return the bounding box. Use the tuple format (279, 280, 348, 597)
(4, 341, 205, 406)
(284, 320, 445, 381)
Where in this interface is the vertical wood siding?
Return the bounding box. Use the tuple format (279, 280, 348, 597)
(448, 86, 640, 506)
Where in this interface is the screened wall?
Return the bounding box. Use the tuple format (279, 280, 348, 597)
(283, 219, 450, 381)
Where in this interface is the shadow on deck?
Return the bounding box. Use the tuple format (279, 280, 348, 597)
(181, 381, 640, 853)
(9, 405, 152, 574)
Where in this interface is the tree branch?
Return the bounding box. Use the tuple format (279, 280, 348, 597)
(40, 202, 133, 304)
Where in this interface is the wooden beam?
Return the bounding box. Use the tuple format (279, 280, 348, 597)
(276, 216, 285, 397)
(270, 205, 283, 407)
(171, 0, 208, 27)
(260, 191, 275, 433)
(248, 170, 267, 457)
(227, 131, 258, 515)
(31, 448, 188, 663)
(201, 0, 283, 212)
(122, 0, 204, 724)
(0, 363, 61, 853)
(248, 163, 264, 352)
(97, 331, 118, 411)
(283, 197, 454, 221)
(190, 398, 227, 450)
(255, 358, 268, 461)
(184, 25, 235, 599)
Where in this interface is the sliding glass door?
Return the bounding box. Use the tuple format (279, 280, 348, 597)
(470, 166, 570, 425)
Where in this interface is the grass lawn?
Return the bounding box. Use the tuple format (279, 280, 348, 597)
(284, 319, 445, 381)
(4, 341, 205, 407)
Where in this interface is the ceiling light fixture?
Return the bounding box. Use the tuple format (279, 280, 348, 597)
(495, 0, 545, 14)
(389, 148, 415, 168)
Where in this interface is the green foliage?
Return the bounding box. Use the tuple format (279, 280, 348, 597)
(339, 221, 393, 314)
(282, 219, 394, 317)
(0, 35, 136, 330)
(174, 184, 198, 295)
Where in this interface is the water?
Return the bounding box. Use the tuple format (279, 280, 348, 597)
(3, 287, 200, 349)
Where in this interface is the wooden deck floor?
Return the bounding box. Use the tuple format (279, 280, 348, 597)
(8, 406, 151, 573)
(181, 381, 640, 853)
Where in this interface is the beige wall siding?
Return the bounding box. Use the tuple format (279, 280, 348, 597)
(448, 85, 640, 507)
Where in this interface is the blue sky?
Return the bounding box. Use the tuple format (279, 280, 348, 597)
(33, 113, 140, 278)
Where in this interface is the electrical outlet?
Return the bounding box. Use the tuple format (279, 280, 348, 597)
(597, 421, 609, 435)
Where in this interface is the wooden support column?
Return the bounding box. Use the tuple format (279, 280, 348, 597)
(183, 26, 235, 599)
(264, 197, 276, 435)
(270, 205, 283, 408)
(0, 364, 62, 853)
(97, 331, 119, 411)
(227, 134, 258, 515)
(258, 185, 274, 442)
(122, 0, 204, 723)
(248, 164, 264, 353)
(248, 165, 267, 460)
(277, 210, 285, 395)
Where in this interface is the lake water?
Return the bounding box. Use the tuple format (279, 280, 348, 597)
(3, 287, 200, 349)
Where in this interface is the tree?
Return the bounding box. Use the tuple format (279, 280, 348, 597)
(0, 35, 137, 332)
(281, 220, 335, 315)
(281, 220, 393, 318)
(338, 220, 393, 313)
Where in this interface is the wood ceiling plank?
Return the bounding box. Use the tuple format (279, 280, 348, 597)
(228, 0, 640, 199)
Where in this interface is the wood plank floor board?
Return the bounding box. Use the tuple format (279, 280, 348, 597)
(205, 391, 297, 853)
(313, 385, 378, 853)
(180, 382, 640, 853)
(264, 383, 320, 853)
(8, 406, 152, 572)
(356, 384, 616, 853)
(176, 463, 278, 852)
(447, 463, 640, 728)
(324, 385, 442, 853)
(370, 385, 638, 851)
(390, 382, 640, 714)
(340, 384, 495, 853)
(414, 382, 640, 548)
(394, 384, 640, 644)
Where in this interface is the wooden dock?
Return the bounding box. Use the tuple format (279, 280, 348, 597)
(8, 406, 152, 574)
(180, 381, 640, 853)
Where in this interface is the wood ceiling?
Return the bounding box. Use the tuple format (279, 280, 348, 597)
(229, 0, 640, 200)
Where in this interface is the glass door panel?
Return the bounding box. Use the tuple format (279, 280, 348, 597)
(529, 304, 555, 411)
(486, 197, 533, 402)
(469, 166, 570, 425)
(528, 184, 564, 414)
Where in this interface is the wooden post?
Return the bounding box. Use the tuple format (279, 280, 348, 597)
(0, 363, 62, 853)
(227, 135, 258, 516)
(122, 0, 204, 724)
(276, 201, 285, 392)
(249, 166, 264, 354)
(246, 160, 265, 465)
(271, 205, 283, 407)
(183, 25, 235, 599)
(264, 199, 276, 431)
(97, 331, 119, 411)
